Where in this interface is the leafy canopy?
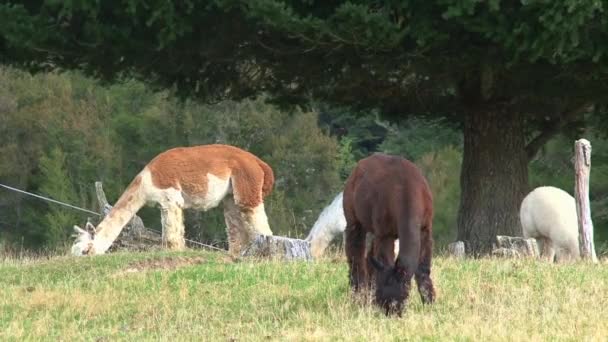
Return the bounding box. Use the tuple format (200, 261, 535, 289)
(2, 1, 608, 116)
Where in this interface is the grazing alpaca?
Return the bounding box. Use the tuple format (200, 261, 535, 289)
(306, 192, 399, 258)
(72, 144, 274, 257)
(306, 192, 347, 258)
(343, 153, 435, 316)
(520, 186, 580, 262)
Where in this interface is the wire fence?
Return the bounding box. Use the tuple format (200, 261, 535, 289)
(0, 182, 227, 253)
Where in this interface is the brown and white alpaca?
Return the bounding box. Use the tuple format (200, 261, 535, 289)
(72, 144, 274, 257)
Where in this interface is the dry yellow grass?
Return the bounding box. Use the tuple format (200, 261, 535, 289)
(0, 250, 607, 341)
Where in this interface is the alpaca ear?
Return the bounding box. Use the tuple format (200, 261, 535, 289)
(369, 256, 386, 271)
(85, 222, 97, 235)
(73, 225, 88, 235)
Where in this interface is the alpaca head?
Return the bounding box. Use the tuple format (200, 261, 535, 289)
(369, 256, 408, 316)
(71, 222, 97, 256)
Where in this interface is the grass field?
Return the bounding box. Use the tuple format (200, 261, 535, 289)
(1, 250, 607, 341)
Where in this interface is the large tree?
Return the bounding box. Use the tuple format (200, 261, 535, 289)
(2, 1, 607, 253)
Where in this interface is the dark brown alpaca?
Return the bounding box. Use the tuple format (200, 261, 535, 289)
(343, 153, 435, 316)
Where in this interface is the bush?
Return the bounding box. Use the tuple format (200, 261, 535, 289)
(416, 146, 462, 248)
(0, 67, 343, 250)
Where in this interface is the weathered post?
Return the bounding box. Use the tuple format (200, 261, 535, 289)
(492, 235, 539, 258)
(95, 181, 112, 216)
(573, 139, 598, 263)
(448, 241, 465, 258)
(241, 234, 313, 261)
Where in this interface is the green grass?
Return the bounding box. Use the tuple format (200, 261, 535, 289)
(1, 251, 607, 341)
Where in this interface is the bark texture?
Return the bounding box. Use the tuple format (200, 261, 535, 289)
(457, 106, 529, 255)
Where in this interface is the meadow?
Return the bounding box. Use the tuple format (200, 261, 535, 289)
(1, 250, 607, 341)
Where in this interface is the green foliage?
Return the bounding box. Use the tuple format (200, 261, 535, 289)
(336, 136, 357, 181)
(0, 69, 122, 248)
(3, 1, 607, 107)
(4, 1, 608, 253)
(0, 67, 342, 250)
(379, 117, 462, 161)
(5, 63, 608, 252)
(38, 148, 80, 248)
(416, 147, 462, 247)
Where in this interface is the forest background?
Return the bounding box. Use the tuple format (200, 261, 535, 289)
(1, 67, 607, 253)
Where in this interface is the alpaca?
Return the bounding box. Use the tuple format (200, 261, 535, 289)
(305, 191, 400, 258)
(343, 153, 435, 316)
(305, 192, 347, 258)
(72, 144, 274, 257)
(520, 186, 580, 262)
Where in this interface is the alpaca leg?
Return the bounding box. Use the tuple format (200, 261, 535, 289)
(567, 239, 581, 261)
(367, 238, 397, 269)
(223, 195, 273, 257)
(345, 222, 367, 292)
(415, 227, 435, 305)
(395, 220, 422, 308)
(242, 202, 273, 237)
(366, 238, 379, 289)
(310, 236, 331, 259)
(534, 237, 544, 257)
(368, 237, 397, 289)
(235, 207, 258, 251)
(555, 248, 569, 263)
(160, 205, 186, 250)
(540, 237, 556, 262)
(223, 197, 246, 257)
(377, 237, 396, 263)
(556, 239, 580, 263)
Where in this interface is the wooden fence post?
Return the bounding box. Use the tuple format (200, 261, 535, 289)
(448, 241, 465, 258)
(573, 139, 598, 263)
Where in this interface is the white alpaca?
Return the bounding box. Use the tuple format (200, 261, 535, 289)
(306, 192, 347, 258)
(72, 144, 274, 257)
(520, 186, 580, 262)
(306, 192, 399, 258)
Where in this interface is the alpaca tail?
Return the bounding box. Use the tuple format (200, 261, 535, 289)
(93, 173, 147, 253)
(256, 158, 275, 198)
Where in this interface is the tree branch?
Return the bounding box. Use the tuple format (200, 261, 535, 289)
(525, 103, 593, 161)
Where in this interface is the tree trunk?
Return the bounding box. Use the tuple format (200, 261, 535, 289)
(457, 105, 529, 255)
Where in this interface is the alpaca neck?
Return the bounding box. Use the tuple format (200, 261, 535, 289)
(92, 179, 146, 254)
(306, 192, 345, 241)
(307, 219, 339, 250)
(310, 233, 333, 258)
(306, 193, 346, 258)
